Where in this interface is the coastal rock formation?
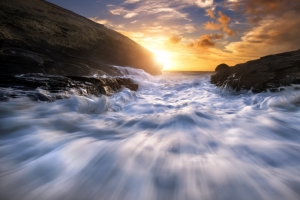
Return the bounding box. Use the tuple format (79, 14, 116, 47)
(0, 74, 138, 101)
(215, 63, 229, 72)
(0, 0, 162, 76)
(211, 49, 300, 93)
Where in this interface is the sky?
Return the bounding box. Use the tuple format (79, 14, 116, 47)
(47, 0, 300, 71)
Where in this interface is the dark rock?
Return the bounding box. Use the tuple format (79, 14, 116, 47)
(0, 0, 162, 76)
(211, 49, 300, 93)
(0, 74, 138, 101)
(215, 63, 229, 72)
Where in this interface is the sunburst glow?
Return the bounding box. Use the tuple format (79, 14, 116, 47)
(153, 50, 171, 70)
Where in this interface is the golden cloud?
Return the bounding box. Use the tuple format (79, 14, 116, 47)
(203, 11, 235, 35)
(194, 33, 224, 48)
(195, 0, 214, 8)
(218, 11, 230, 25)
(206, 33, 224, 40)
(169, 35, 182, 44)
(232, 0, 300, 23)
(187, 43, 194, 48)
(204, 21, 221, 30)
(206, 9, 215, 19)
(226, 12, 300, 57)
(218, 11, 235, 36)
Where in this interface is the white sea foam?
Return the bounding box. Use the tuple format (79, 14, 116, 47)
(0, 70, 300, 200)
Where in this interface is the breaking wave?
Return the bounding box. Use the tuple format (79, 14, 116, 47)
(1, 69, 300, 200)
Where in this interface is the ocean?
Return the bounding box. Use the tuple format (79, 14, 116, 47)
(1, 69, 300, 200)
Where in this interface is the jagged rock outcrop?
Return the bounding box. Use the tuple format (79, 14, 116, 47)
(211, 49, 300, 93)
(0, 0, 162, 76)
(0, 74, 138, 101)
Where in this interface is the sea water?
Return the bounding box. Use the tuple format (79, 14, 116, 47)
(0, 69, 300, 200)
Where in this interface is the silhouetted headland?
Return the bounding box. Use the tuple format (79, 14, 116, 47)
(211, 49, 300, 93)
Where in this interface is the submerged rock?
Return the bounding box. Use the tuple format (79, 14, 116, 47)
(211, 49, 300, 93)
(0, 0, 162, 76)
(0, 74, 138, 101)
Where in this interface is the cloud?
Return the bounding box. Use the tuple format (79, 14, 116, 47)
(124, 0, 140, 3)
(109, 7, 123, 15)
(228, 0, 300, 23)
(84, 0, 300, 71)
(194, 33, 224, 48)
(124, 12, 138, 18)
(108, 1, 191, 22)
(187, 43, 194, 47)
(169, 35, 182, 44)
(223, 0, 300, 58)
(183, 24, 197, 33)
(206, 33, 224, 40)
(204, 21, 221, 30)
(218, 11, 235, 35)
(218, 11, 230, 26)
(196, 38, 215, 47)
(195, 0, 214, 8)
(203, 11, 235, 35)
(206, 9, 215, 18)
(226, 12, 300, 57)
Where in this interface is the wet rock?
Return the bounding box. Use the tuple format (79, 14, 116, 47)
(211, 49, 300, 93)
(0, 74, 138, 101)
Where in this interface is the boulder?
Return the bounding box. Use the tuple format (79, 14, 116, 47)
(211, 49, 300, 92)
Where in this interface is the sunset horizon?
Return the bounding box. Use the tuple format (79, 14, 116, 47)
(48, 0, 300, 71)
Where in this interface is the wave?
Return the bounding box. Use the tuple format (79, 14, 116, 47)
(1, 71, 300, 200)
(113, 66, 162, 89)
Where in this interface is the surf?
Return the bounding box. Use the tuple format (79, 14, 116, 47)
(0, 69, 300, 200)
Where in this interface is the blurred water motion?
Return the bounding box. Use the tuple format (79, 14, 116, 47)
(1, 71, 300, 200)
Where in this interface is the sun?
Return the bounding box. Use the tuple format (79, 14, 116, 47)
(153, 50, 171, 70)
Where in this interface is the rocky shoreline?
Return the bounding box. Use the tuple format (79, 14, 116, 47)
(0, 74, 138, 102)
(211, 49, 300, 93)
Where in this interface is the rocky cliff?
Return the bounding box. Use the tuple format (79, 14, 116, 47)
(211, 49, 300, 93)
(0, 0, 162, 76)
